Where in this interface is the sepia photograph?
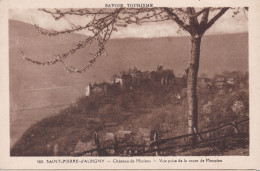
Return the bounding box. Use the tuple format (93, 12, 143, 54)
(8, 7, 250, 157)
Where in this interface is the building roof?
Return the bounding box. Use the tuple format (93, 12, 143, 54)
(216, 77, 225, 82)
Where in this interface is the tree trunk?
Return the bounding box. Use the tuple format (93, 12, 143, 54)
(187, 35, 202, 145)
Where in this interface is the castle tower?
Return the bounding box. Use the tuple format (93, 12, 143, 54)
(86, 82, 92, 96)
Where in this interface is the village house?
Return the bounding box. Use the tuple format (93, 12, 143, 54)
(121, 73, 132, 90)
(227, 77, 235, 86)
(114, 77, 123, 85)
(214, 77, 226, 89)
(213, 76, 236, 89)
(86, 82, 111, 96)
(199, 77, 213, 89)
(149, 66, 175, 87)
(130, 69, 142, 88)
(160, 69, 175, 87)
(113, 72, 132, 90)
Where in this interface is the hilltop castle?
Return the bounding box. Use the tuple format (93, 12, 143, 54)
(86, 66, 176, 96)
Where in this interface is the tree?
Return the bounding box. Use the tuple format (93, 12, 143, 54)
(22, 7, 246, 145)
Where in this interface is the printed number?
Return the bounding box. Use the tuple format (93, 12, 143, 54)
(37, 160, 44, 164)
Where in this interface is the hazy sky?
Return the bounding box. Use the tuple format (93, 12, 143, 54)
(9, 8, 248, 38)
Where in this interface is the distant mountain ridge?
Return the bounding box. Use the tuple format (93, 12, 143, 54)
(9, 19, 248, 110)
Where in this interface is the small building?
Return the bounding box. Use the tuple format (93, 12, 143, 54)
(160, 69, 175, 87)
(227, 78, 235, 85)
(200, 77, 213, 89)
(149, 66, 175, 87)
(86, 82, 110, 96)
(114, 77, 123, 85)
(113, 72, 132, 90)
(214, 77, 226, 89)
(121, 73, 132, 90)
(92, 82, 110, 94)
(131, 69, 142, 88)
(86, 82, 92, 96)
(115, 130, 134, 144)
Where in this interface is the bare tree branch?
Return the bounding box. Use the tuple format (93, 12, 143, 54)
(34, 8, 121, 36)
(23, 18, 116, 70)
(39, 8, 116, 20)
(193, 8, 210, 18)
(199, 8, 210, 34)
(23, 7, 237, 73)
(163, 8, 192, 34)
(200, 8, 210, 26)
(186, 7, 200, 34)
(204, 8, 229, 31)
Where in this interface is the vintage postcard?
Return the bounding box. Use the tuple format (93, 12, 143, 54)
(0, 0, 260, 170)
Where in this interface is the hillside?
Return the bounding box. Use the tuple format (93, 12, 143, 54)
(9, 19, 248, 147)
(11, 69, 249, 156)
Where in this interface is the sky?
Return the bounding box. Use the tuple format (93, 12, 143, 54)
(9, 8, 248, 38)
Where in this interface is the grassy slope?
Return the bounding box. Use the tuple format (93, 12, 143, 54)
(11, 76, 249, 156)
